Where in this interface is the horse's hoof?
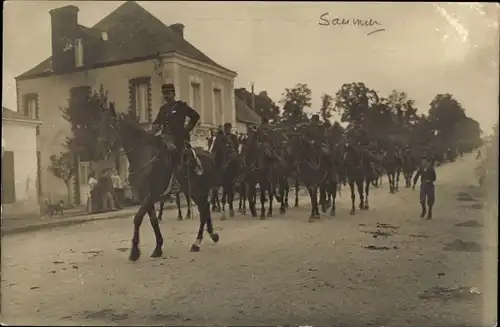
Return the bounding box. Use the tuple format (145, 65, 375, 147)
(294, 204, 299, 208)
(150, 247, 163, 258)
(364, 205, 369, 210)
(242, 208, 247, 215)
(308, 217, 315, 223)
(211, 207, 216, 213)
(238, 208, 242, 213)
(129, 247, 141, 261)
(177, 216, 183, 221)
(314, 214, 321, 219)
(185, 214, 192, 220)
(229, 210, 235, 218)
(330, 211, 336, 217)
(210, 232, 220, 243)
(279, 207, 286, 214)
(190, 244, 200, 252)
(285, 203, 289, 208)
(267, 212, 273, 218)
(350, 211, 355, 216)
(260, 215, 266, 220)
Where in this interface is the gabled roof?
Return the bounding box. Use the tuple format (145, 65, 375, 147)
(235, 95, 261, 125)
(2, 107, 41, 124)
(17, 1, 235, 79)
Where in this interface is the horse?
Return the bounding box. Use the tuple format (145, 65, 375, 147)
(209, 133, 242, 220)
(382, 149, 401, 194)
(290, 127, 330, 221)
(342, 142, 371, 215)
(240, 128, 278, 219)
(102, 110, 220, 260)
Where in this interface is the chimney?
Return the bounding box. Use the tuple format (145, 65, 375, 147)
(49, 5, 80, 72)
(169, 23, 185, 39)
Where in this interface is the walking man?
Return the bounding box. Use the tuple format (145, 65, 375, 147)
(412, 156, 436, 219)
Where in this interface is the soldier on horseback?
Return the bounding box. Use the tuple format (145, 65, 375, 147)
(152, 83, 202, 194)
(223, 122, 239, 152)
(304, 114, 329, 156)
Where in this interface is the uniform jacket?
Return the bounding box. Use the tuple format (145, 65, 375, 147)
(153, 101, 200, 142)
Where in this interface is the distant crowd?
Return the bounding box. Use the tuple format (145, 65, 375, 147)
(86, 168, 128, 214)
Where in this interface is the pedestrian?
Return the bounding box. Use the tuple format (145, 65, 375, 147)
(87, 172, 98, 213)
(111, 168, 123, 209)
(412, 156, 436, 219)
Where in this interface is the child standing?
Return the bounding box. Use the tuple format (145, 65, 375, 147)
(412, 157, 436, 219)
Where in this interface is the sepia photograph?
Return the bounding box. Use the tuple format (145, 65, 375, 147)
(1, 1, 499, 326)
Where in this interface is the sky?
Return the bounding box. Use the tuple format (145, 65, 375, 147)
(3, 1, 499, 133)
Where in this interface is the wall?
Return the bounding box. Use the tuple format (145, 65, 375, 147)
(235, 121, 248, 134)
(2, 120, 40, 216)
(16, 59, 163, 203)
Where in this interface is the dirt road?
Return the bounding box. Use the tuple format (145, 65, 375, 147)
(1, 154, 496, 326)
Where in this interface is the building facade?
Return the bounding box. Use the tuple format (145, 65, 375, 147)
(15, 2, 237, 205)
(2, 108, 42, 217)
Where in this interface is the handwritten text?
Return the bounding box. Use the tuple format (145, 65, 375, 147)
(318, 13, 386, 35)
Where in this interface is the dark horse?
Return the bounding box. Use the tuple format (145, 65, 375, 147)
(342, 142, 373, 215)
(209, 133, 242, 220)
(103, 111, 220, 260)
(290, 128, 330, 222)
(240, 129, 278, 219)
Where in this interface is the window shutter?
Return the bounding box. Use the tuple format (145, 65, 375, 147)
(128, 79, 136, 118)
(147, 79, 152, 123)
(35, 94, 40, 135)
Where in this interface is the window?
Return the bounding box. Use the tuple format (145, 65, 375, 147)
(190, 82, 202, 112)
(23, 94, 38, 119)
(75, 38, 84, 67)
(213, 88, 223, 125)
(129, 77, 151, 123)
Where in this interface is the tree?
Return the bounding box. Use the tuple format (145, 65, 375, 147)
(453, 116, 482, 150)
(428, 93, 467, 145)
(234, 88, 280, 122)
(387, 90, 419, 128)
(61, 84, 118, 161)
(319, 93, 334, 123)
(48, 152, 77, 206)
(280, 83, 312, 124)
(333, 82, 379, 124)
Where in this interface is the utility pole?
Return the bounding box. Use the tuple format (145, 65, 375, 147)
(251, 82, 256, 111)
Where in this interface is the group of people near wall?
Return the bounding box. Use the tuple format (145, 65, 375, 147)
(86, 168, 127, 214)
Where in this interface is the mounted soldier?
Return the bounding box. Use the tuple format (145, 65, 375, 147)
(304, 114, 329, 157)
(152, 83, 203, 194)
(223, 122, 239, 152)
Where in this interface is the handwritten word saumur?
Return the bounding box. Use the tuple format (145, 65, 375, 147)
(318, 13, 381, 28)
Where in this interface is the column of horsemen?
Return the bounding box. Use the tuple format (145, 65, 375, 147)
(173, 114, 461, 223)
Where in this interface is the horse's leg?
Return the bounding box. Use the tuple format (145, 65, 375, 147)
(215, 191, 222, 212)
(157, 200, 165, 222)
(147, 204, 164, 258)
(241, 182, 247, 215)
(395, 169, 401, 191)
(357, 179, 365, 210)
(294, 176, 300, 207)
(349, 179, 356, 215)
(220, 185, 228, 221)
(279, 179, 287, 214)
(259, 182, 267, 219)
(185, 193, 192, 219)
(284, 179, 290, 208)
(228, 183, 235, 218)
(330, 181, 338, 217)
(238, 183, 243, 212)
(267, 182, 274, 217)
(248, 182, 258, 217)
(364, 177, 370, 210)
(129, 196, 154, 261)
(307, 184, 320, 222)
(319, 184, 327, 213)
(210, 189, 217, 212)
(175, 193, 183, 220)
(190, 193, 219, 252)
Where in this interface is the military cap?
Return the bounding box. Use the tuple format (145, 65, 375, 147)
(311, 114, 320, 122)
(161, 83, 175, 93)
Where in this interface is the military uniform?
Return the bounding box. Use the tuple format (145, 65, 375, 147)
(152, 83, 201, 194)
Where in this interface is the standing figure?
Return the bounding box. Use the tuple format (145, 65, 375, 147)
(412, 156, 436, 219)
